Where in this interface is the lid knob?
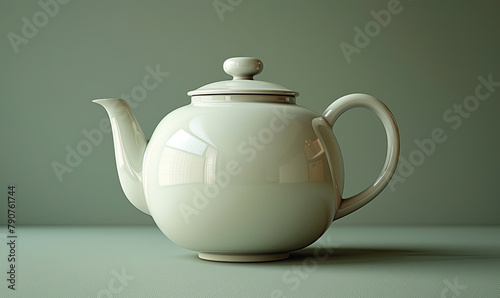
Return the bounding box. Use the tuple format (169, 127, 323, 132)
(223, 57, 263, 80)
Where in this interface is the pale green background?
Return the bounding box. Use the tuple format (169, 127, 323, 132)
(1, 2, 499, 297)
(1, 0, 499, 226)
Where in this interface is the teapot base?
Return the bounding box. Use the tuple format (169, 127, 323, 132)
(198, 252, 289, 262)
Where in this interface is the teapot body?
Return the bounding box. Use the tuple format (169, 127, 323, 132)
(143, 95, 344, 255)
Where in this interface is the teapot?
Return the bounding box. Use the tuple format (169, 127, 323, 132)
(93, 57, 400, 262)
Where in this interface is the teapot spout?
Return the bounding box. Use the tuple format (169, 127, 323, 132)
(93, 98, 150, 215)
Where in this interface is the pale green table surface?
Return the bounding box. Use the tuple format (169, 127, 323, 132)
(1, 226, 499, 298)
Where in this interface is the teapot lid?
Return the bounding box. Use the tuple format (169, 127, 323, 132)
(187, 57, 299, 97)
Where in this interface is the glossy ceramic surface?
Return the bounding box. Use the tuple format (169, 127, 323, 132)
(93, 57, 400, 262)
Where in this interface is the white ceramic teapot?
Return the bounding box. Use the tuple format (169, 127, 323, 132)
(93, 57, 400, 262)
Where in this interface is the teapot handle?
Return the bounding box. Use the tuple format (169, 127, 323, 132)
(318, 93, 400, 220)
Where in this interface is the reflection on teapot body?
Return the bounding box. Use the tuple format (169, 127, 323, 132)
(94, 57, 400, 262)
